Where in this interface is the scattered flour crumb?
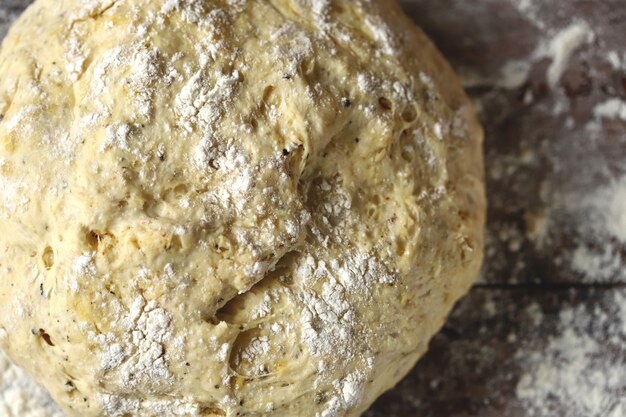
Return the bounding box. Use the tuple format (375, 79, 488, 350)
(67, 252, 97, 292)
(462, 21, 594, 90)
(544, 21, 593, 87)
(515, 295, 626, 417)
(592, 98, 626, 121)
(606, 51, 622, 69)
(101, 123, 132, 152)
(571, 245, 626, 282)
(565, 176, 626, 281)
(508, 0, 546, 30)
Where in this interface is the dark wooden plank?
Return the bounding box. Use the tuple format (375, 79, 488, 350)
(366, 287, 626, 417)
(4, 1, 625, 288)
(1, 2, 625, 417)
(399, 0, 626, 285)
(0, 0, 30, 39)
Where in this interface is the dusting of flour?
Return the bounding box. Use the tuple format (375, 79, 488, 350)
(515, 292, 626, 417)
(0, 350, 63, 417)
(0, 5, 65, 417)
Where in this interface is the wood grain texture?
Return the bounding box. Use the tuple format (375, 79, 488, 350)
(400, 0, 626, 286)
(366, 287, 626, 417)
(366, 1, 626, 416)
(1, 1, 625, 416)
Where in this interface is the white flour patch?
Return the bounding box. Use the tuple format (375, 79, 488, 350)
(570, 177, 626, 244)
(270, 24, 314, 76)
(92, 296, 174, 386)
(571, 244, 626, 282)
(99, 393, 202, 417)
(101, 123, 132, 151)
(592, 98, 626, 121)
(297, 0, 331, 30)
(606, 51, 624, 70)
(66, 252, 98, 292)
(317, 370, 367, 417)
(564, 177, 626, 281)
(0, 350, 63, 417)
(461, 21, 593, 90)
(0, 173, 29, 216)
(175, 67, 241, 133)
(508, 0, 546, 29)
(295, 248, 394, 415)
(515, 293, 626, 417)
(543, 21, 593, 88)
(364, 17, 398, 57)
(64, 29, 89, 82)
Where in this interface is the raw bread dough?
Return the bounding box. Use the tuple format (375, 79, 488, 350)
(0, 0, 485, 416)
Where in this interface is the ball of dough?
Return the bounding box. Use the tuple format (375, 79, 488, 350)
(0, 0, 485, 416)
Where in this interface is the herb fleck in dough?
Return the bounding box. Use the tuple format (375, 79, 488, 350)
(0, 0, 485, 416)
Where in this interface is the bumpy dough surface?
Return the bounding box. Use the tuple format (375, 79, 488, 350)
(0, 0, 485, 416)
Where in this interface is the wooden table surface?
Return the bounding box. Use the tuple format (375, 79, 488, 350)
(1, 1, 625, 416)
(366, 1, 626, 416)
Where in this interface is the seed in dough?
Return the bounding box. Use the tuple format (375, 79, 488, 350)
(0, 0, 485, 416)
